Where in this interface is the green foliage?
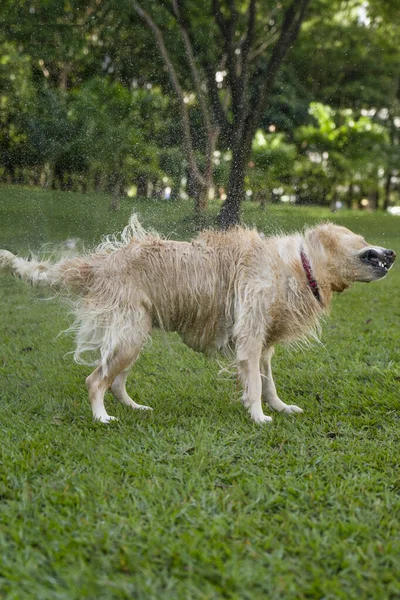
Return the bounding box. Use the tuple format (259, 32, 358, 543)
(69, 78, 170, 186)
(248, 131, 297, 201)
(24, 89, 76, 167)
(0, 0, 400, 207)
(294, 0, 400, 109)
(0, 42, 36, 175)
(248, 102, 390, 206)
(295, 102, 388, 203)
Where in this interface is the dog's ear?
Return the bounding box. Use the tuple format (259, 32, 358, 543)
(306, 223, 341, 254)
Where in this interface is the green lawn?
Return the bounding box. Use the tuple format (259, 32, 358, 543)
(0, 185, 399, 600)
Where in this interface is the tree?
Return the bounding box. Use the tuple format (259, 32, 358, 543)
(248, 130, 297, 205)
(0, 41, 36, 182)
(294, 102, 388, 207)
(132, 0, 311, 226)
(2, 0, 400, 212)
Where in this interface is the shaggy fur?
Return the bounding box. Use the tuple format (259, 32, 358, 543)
(0, 216, 396, 424)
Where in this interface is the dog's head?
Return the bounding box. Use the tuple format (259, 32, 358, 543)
(306, 223, 396, 291)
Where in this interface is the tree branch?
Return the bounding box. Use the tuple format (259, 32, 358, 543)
(212, 0, 242, 116)
(248, 32, 281, 62)
(242, 0, 256, 62)
(132, 2, 206, 187)
(170, 0, 216, 142)
(248, 0, 311, 135)
(159, 0, 229, 143)
(231, 0, 256, 126)
(204, 60, 232, 142)
(211, 0, 228, 37)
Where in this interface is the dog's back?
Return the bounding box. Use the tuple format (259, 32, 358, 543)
(93, 229, 260, 353)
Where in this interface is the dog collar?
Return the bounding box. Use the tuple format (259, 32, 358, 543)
(300, 250, 322, 304)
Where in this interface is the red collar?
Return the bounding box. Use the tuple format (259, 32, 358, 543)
(300, 250, 321, 304)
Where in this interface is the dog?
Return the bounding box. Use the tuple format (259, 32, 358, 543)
(0, 216, 396, 424)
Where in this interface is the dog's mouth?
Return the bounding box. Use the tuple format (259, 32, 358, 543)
(359, 248, 396, 276)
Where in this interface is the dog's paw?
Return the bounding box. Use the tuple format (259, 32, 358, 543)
(280, 404, 303, 414)
(252, 413, 273, 424)
(94, 414, 118, 423)
(134, 404, 153, 411)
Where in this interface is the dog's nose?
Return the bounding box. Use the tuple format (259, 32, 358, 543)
(384, 249, 396, 264)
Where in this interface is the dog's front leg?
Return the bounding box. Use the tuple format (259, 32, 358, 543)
(261, 347, 303, 414)
(237, 343, 272, 423)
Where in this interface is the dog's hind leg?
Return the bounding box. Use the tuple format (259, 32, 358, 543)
(86, 364, 118, 423)
(237, 342, 272, 424)
(86, 347, 147, 423)
(261, 347, 303, 414)
(86, 312, 151, 422)
(110, 364, 152, 411)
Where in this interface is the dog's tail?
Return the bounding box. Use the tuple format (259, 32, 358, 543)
(0, 213, 155, 295)
(0, 249, 94, 295)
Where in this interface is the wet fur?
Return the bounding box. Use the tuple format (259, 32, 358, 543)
(0, 217, 394, 424)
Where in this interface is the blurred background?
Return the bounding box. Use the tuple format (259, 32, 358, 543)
(1, 0, 399, 225)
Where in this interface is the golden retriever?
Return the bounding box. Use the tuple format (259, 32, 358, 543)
(0, 216, 396, 424)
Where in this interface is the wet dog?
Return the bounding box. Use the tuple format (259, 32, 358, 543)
(0, 217, 395, 423)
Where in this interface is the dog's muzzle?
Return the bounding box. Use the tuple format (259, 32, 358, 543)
(360, 248, 396, 274)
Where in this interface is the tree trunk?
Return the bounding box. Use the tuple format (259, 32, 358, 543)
(137, 174, 148, 198)
(186, 170, 207, 212)
(368, 190, 378, 211)
(42, 163, 54, 189)
(257, 190, 268, 209)
(345, 183, 354, 209)
(6, 163, 15, 184)
(217, 141, 249, 229)
(383, 171, 392, 211)
(110, 195, 121, 211)
(109, 173, 122, 211)
(193, 180, 209, 214)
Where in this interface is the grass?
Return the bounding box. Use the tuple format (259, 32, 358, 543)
(0, 185, 399, 599)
